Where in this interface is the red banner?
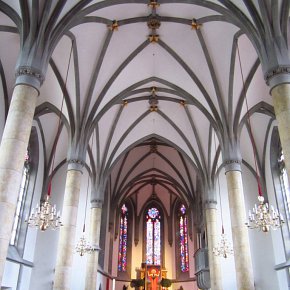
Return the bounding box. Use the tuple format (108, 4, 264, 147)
(147, 265, 161, 290)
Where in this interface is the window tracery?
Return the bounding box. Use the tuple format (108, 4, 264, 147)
(178, 204, 189, 272)
(118, 204, 128, 271)
(146, 207, 161, 265)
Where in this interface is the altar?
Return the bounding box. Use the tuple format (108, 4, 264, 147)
(135, 263, 168, 290)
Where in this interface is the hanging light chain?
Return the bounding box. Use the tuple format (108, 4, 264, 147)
(212, 133, 233, 258)
(236, 41, 285, 232)
(75, 130, 97, 256)
(26, 40, 74, 231)
(213, 226, 234, 258)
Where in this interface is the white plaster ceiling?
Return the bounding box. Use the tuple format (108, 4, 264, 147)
(0, 1, 286, 210)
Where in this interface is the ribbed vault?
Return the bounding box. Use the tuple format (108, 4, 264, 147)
(0, 0, 288, 219)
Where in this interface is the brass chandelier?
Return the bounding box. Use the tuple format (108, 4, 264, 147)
(236, 42, 285, 233)
(75, 131, 97, 256)
(213, 227, 234, 258)
(26, 192, 62, 231)
(25, 41, 74, 231)
(75, 232, 98, 257)
(212, 134, 233, 258)
(246, 195, 284, 232)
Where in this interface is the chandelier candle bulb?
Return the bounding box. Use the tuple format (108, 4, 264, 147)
(213, 232, 234, 258)
(246, 196, 285, 232)
(26, 195, 63, 231)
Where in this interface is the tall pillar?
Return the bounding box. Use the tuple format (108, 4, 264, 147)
(225, 167, 254, 290)
(271, 83, 290, 178)
(53, 160, 84, 290)
(0, 84, 38, 285)
(85, 199, 103, 290)
(205, 202, 223, 290)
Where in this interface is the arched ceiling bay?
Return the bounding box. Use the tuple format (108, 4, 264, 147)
(0, 0, 285, 207)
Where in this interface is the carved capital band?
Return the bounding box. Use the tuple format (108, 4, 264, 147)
(67, 159, 85, 172)
(15, 66, 45, 85)
(68, 159, 85, 166)
(204, 200, 217, 209)
(265, 65, 290, 85)
(224, 159, 241, 165)
(224, 159, 242, 173)
(91, 199, 103, 209)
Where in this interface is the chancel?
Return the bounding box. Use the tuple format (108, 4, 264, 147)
(0, 1, 289, 290)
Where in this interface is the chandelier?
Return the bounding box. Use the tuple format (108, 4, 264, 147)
(236, 43, 285, 233)
(25, 42, 74, 231)
(75, 234, 98, 256)
(213, 227, 234, 258)
(246, 195, 284, 232)
(26, 194, 62, 231)
(212, 134, 233, 258)
(75, 131, 96, 256)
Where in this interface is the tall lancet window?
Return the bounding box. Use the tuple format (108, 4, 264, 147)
(10, 151, 30, 245)
(118, 204, 128, 271)
(146, 207, 161, 265)
(179, 204, 189, 272)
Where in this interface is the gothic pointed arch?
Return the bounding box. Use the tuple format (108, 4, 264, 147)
(117, 200, 133, 279)
(143, 201, 165, 266)
(175, 202, 190, 279)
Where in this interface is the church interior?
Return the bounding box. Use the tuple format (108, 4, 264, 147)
(0, 1, 289, 290)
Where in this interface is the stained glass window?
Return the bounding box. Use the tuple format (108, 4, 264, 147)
(146, 207, 161, 265)
(118, 204, 128, 271)
(10, 151, 30, 245)
(179, 204, 189, 272)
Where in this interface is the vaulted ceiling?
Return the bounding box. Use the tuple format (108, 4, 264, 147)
(0, 1, 287, 214)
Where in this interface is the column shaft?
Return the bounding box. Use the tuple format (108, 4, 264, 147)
(205, 208, 222, 290)
(85, 205, 102, 290)
(271, 83, 290, 179)
(0, 85, 38, 285)
(53, 169, 82, 290)
(226, 170, 254, 290)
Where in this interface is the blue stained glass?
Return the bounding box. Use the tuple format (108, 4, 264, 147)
(154, 220, 161, 265)
(146, 207, 161, 265)
(180, 204, 186, 215)
(184, 216, 189, 267)
(179, 205, 189, 272)
(121, 216, 128, 271)
(118, 217, 124, 271)
(148, 207, 159, 218)
(146, 220, 153, 264)
(118, 204, 128, 271)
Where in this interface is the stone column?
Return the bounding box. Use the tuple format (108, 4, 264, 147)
(85, 199, 103, 290)
(205, 201, 222, 290)
(271, 83, 290, 179)
(225, 166, 254, 290)
(0, 84, 38, 285)
(53, 160, 84, 290)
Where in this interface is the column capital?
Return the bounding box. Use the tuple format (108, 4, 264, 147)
(15, 66, 45, 91)
(91, 199, 103, 209)
(204, 199, 217, 209)
(67, 159, 85, 172)
(223, 159, 242, 173)
(265, 65, 290, 90)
